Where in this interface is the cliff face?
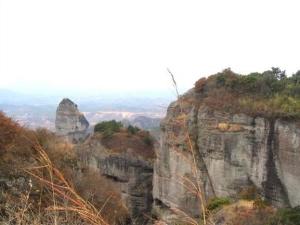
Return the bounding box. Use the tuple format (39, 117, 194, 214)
(153, 89, 300, 222)
(55, 98, 89, 142)
(78, 133, 155, 225)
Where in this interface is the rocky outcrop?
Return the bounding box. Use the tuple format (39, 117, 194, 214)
(78, 133, 155, 225)
(131, 116, 161, 130)
(55, 99, 156, 224)
(153, 89, 300, 223)
(55, 98, 89, 143)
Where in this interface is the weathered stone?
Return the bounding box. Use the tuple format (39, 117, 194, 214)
(153, 88, 300, 223)
(55, 98, 89, 143)
(78, 135, 154, 225)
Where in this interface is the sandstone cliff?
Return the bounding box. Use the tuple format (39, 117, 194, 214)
(55, 98, 89, 143)
(153, 70, 300, 223)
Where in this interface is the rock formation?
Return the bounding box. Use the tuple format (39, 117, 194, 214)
(55, 98, 156, 224)
(78, 133, 155, 224)
(55, 98, 89, 143)
(153, 88, 300, 223)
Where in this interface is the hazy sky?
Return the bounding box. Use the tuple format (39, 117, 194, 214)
(0, 0, 299, 96)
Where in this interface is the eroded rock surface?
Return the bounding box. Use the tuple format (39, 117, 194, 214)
(153, 89, 300, 223)
(55, 98, 89, 142)
(78, 133, 155, 225)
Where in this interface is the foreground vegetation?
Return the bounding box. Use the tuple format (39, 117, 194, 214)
(206, 195, 300, 225)
(0, 112, 128, 225)
(0, 114, 156, 224)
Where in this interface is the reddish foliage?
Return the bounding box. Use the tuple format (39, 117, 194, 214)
(0, 111, 21, 150)
(0, 112, 128, 225)
(100, 130, 156, 160)
(0, 112, 36, 164)
(195, 77, 207, 93)
(75, 170, 129, 224)
(203, 88, 239, 113)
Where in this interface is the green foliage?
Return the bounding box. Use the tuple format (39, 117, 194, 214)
(195, 68, 300, 119)
(206, 197, 231, 211)
(269, 207, 300, 225)
(143, 133, 154, 146)
(291, 70, 300, 85)
(127, 125, 140, 135)
(94, 120, 123, 136)
(200, 67, 295, 97)
(239, 95, 300, 118)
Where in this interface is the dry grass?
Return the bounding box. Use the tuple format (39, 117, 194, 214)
(0, 111, 128, 225)
(212, 200, 276, 225)
(24, 139, 110, 225)
(74, 170, 129, 224)
(0, 111, 21, 150)
(99, 130, 156, 160)
(166, 69, 214, 225)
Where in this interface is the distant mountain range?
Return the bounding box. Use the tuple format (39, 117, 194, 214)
(0, 89, 174, 130)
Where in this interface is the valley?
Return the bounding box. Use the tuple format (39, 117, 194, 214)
(1, 69, 300, 225)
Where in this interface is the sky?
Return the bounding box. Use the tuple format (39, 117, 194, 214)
(0, 0, 299, 96)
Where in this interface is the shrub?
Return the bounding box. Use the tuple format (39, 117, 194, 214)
(196, 67, 300, 119)
(194, 77, 207, 93)
(127, 125, 140, 134)
(206, 197, 231, 211)
(94, 120, 123, 136)
(0, 111, 21, 151)
(35, 128, 77, 171)
(291, 70, 300, 85)
(0, 112, 34, 163)
(143, 133, 154, 146)
(269, 206, 300, 225)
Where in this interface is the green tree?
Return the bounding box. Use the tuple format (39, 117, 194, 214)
(127, 125, 140, 135)
(94, 120, 123, 136)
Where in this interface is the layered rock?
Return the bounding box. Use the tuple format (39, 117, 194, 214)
(78, 133, 156, 225)
(153, 89, 300, 223)
(55, 98, 89, 143)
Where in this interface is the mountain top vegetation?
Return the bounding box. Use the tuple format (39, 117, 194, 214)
(94, 120, 123, 136)
(194, 68, 300, 119)
(93, 120, 156, 160)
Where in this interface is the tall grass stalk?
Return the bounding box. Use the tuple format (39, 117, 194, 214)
(167, 68, 213, 225)
(24, 136, 110, 225)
